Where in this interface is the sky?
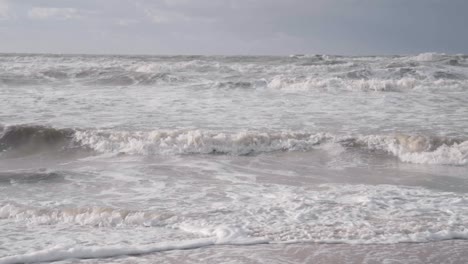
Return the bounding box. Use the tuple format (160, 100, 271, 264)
(0, 0, 467, 55)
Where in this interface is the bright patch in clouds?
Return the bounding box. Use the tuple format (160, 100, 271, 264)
(28, 7, 81, 20)
(0, 0, 10, 20)
(0, 0, 467, 55)
(116, 18, 139, 26)
(143, 8, 187, 24)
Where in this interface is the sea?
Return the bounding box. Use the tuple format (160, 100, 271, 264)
(0, 52, 467, 263)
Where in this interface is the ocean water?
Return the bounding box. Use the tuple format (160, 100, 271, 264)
(0, 53, 467, 263)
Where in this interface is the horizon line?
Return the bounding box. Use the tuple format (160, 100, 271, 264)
(0, 51, 463, 58)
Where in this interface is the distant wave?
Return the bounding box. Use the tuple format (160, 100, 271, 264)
(1, 53, 467, 91)
(265, 76, 468, 92)
(1, 125, 466, 165)
(0, 69, 185, 87)
(212, 76, 468, 92)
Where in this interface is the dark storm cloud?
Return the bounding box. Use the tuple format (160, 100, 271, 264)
(0, 0, 467, 55)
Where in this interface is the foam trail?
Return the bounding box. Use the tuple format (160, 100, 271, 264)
(0, 239, 214, 264)
(0, 228, 268, 264)
(0, 204, 173, 227)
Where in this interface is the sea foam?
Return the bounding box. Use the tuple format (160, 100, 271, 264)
(1, 184, 467, 263)
(2, 125, 466, 165)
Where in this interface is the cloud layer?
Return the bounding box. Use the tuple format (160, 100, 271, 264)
(28, 7, 81, 20)
(0, 0, 10, 20)
(0, 0, 467, 55)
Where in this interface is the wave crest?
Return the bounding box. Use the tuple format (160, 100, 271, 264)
(74, 129, 467, 165)
(1, 125, 466, 165)
(357, 134, 468, 165)
(1, 54, 467, 90)
(73, 130, 328, 155)
(267, 76, 468, 92)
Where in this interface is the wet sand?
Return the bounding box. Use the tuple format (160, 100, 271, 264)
(60, 240, 468, 264)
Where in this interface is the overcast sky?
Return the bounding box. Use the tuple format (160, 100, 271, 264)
(1, 0, 467, 55)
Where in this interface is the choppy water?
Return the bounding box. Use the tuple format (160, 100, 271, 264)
(0, 53, 467, 263)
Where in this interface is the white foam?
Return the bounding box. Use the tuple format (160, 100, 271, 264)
(413, 52, 447, 62)
(396, 141, 468, 165)
(358, 134, 468, 166)
(0, 226, 267, 264)
(315, 141, 346, 156)
(2, 184, 467, 245)
(72, 129, 468, 165)
(73, 130, 331, 156)
(0, 204, 173, 227)
(2, 53, 468, 263)
(266, 75, 468, 92)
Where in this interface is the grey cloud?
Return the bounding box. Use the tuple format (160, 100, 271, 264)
(28, 7, 82, 20)
(0, 0, 467, 55)
(0, 0, 11, 20)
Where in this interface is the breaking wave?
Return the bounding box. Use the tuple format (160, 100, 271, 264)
(0, 69, 185, 87)
(0, 125, 73, 153)
(1, 125, 466, 165)
(1, 53, 467, 91)
(211, 76, 468, 92)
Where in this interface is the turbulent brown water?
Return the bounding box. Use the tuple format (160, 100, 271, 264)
(0, 53, 467, 264)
